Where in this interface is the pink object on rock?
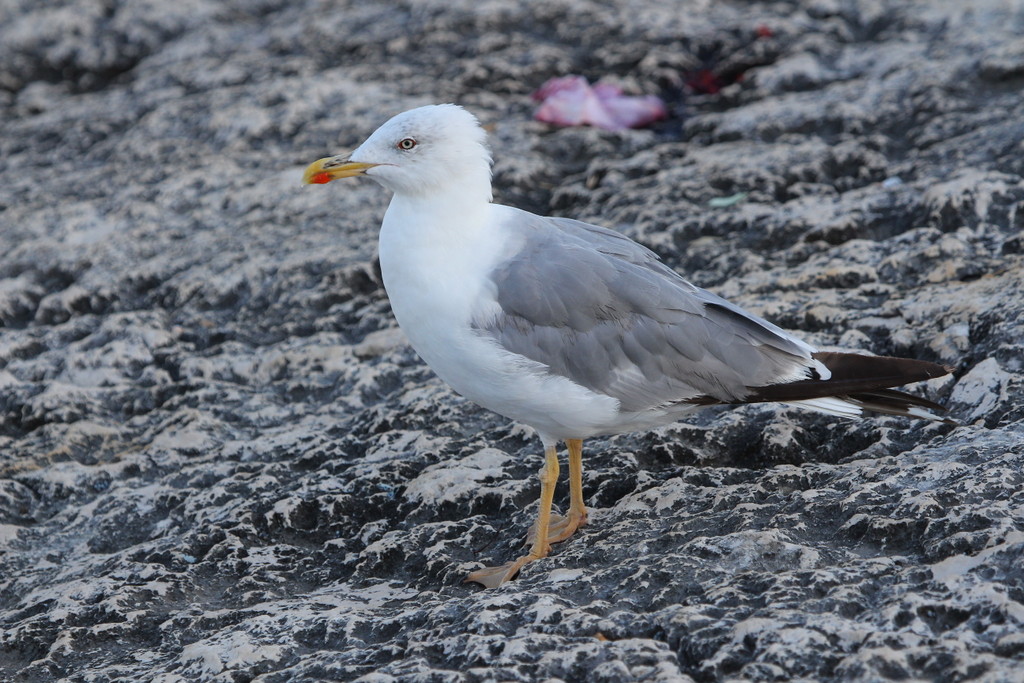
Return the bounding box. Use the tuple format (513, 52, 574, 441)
(532, 76, 668, 131)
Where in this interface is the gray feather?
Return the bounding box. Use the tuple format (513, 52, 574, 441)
(473, 208, 816, 412)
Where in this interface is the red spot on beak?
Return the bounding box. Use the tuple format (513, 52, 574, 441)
(309, 172, 333, 184)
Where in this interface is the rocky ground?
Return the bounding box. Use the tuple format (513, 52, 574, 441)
(1, 0, 1023, 680)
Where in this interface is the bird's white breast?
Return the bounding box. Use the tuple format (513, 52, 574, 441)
(377, 199, 620, 443)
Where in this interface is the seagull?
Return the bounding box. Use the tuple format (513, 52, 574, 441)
(303, 104, 952, 588)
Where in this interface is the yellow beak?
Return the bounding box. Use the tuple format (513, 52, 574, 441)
(303, 156, 379, 184)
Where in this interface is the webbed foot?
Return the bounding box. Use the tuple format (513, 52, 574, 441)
(465, 550, 547, 588)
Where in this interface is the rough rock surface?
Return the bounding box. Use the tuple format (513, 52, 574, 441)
(2, 0, 1023, 681)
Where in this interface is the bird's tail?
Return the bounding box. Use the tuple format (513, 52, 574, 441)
(786, 388, 953, 423)
(753, 351, 955, 423)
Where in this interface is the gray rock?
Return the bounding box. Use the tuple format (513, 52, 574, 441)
(1, 0, 1022, 681)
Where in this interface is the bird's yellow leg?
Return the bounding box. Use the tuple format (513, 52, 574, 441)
(466, 445, 560, 588)
(546, 438, 588, 543)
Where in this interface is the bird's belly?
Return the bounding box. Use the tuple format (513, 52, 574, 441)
(382, 273, 615, 444)
(386, 283, 619, 441)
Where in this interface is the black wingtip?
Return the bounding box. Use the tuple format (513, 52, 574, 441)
(681, 351, 956, 423)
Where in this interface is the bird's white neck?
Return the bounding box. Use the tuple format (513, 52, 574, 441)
(383, 182, 492, 242)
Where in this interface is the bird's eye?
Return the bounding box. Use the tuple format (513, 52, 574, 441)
(397, 138, 417, 150)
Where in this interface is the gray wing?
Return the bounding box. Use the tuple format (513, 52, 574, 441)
(474, 208, 818, 412)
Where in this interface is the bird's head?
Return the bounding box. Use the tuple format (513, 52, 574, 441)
(303, 104, 493, 200)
